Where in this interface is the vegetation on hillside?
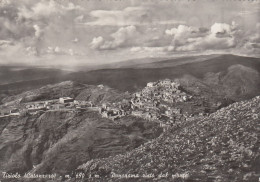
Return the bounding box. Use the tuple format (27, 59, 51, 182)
(75, 96, 260, 182)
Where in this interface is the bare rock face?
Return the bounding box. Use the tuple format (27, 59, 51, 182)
(0, 110, 162, 179)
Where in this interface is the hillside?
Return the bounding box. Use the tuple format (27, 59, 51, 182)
(129, 54, 260, 70)
(0, 81, 131, 107)
(74, 96, 260, 182)
(123, 54, 221, 69)
(0, 110, 162, 181)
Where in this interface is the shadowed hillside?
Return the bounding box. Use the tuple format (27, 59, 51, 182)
(0, 81, 131, 107)
(0, 110, 162, 181)
(0, 66, 69, 85)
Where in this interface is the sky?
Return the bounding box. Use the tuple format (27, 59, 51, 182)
(0, 0, 259, 68)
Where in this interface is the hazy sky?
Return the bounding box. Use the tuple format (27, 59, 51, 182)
(0, 0, 259, 67)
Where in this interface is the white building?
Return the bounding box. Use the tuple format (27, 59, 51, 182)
(98, 84, 104, 89)
(161, 79, 171, 85)
(59, 97, 74, 104)
(147, 82, 154, 87)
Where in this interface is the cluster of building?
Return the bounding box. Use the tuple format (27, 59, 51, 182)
(0, 97, 96, 117)
(96, 79, 196, 130)
(98, 103, 128, 121)
(128, 79, 193, 124)
(1, 79, 198, 131)
(144, 79, 190, 103)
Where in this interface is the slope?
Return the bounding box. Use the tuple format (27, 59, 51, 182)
(76, 96, 260, 182)
(0, 110, 162, 181)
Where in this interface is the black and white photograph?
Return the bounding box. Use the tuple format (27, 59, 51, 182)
(0, 0, 259, 181)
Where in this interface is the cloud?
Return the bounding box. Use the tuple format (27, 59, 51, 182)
(164, 23, 237, 52)
(85, 6, 183, 26)
(0, 41, 28, 59)
(74, 15, 85, 23)
(0, 39, 13, 48)
(210, 23, 232, 34)
(45, 46, 78, 56)
(0, 4, 34, 40)
(0, 0, 10, 7)
(86, 7, 146, 26)
(176, 34, 235, 51)
(241, 23, 260, 54)
(25, 46, 38, 56)
(165, 25, 196, 36)
(92, 22, 242, 53)
(90, 25, 139, 50)
(18, 0, 82, 20)
(0, 0, 82, 41)
(210, 22, 238, 38)
(165, 25, 206, 46)
(0, 0, 86, 59)
(72, 37, 79, 43)
(130, 46, 170, 54)
(90, 36, 104, 49)
(0, 1, 259, 65)
(33, 24, 43, 38)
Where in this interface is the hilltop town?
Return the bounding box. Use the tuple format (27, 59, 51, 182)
(0, 78, 230, 135)
(0, 79, 223, 131)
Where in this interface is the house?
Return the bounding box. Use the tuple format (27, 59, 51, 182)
(74, 100, 80, 105)
(165, 110, 172, 116)
(172, 108, 181, 114)
(28, 107, 47, 115)
(52, 104, 64, 110)
(9, 109, 20, 115)
(161, 79, 171, 85)
(10, 108, 19, 113)
(59, 97, 74, 104)
(182, 95, 188, 101)
(36, 103, 45, 108)
(89, 107, 99, 111)
(102, 111, 108, 118)
(98, 84, 104, 89)
(75, 100, 93, 107)
(147, 82, 154, 87)
(135, 92, 142, 98)
(99, 107, 106, 114)
(102, 103, 108, 109)
(132, 111, 143, 117)
(171, 82, 180, 88)
(145, 112, 152, 120)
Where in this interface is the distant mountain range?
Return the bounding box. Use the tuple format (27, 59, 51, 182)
(0, 54, 260, 103)
(0, 66, 70, 85)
